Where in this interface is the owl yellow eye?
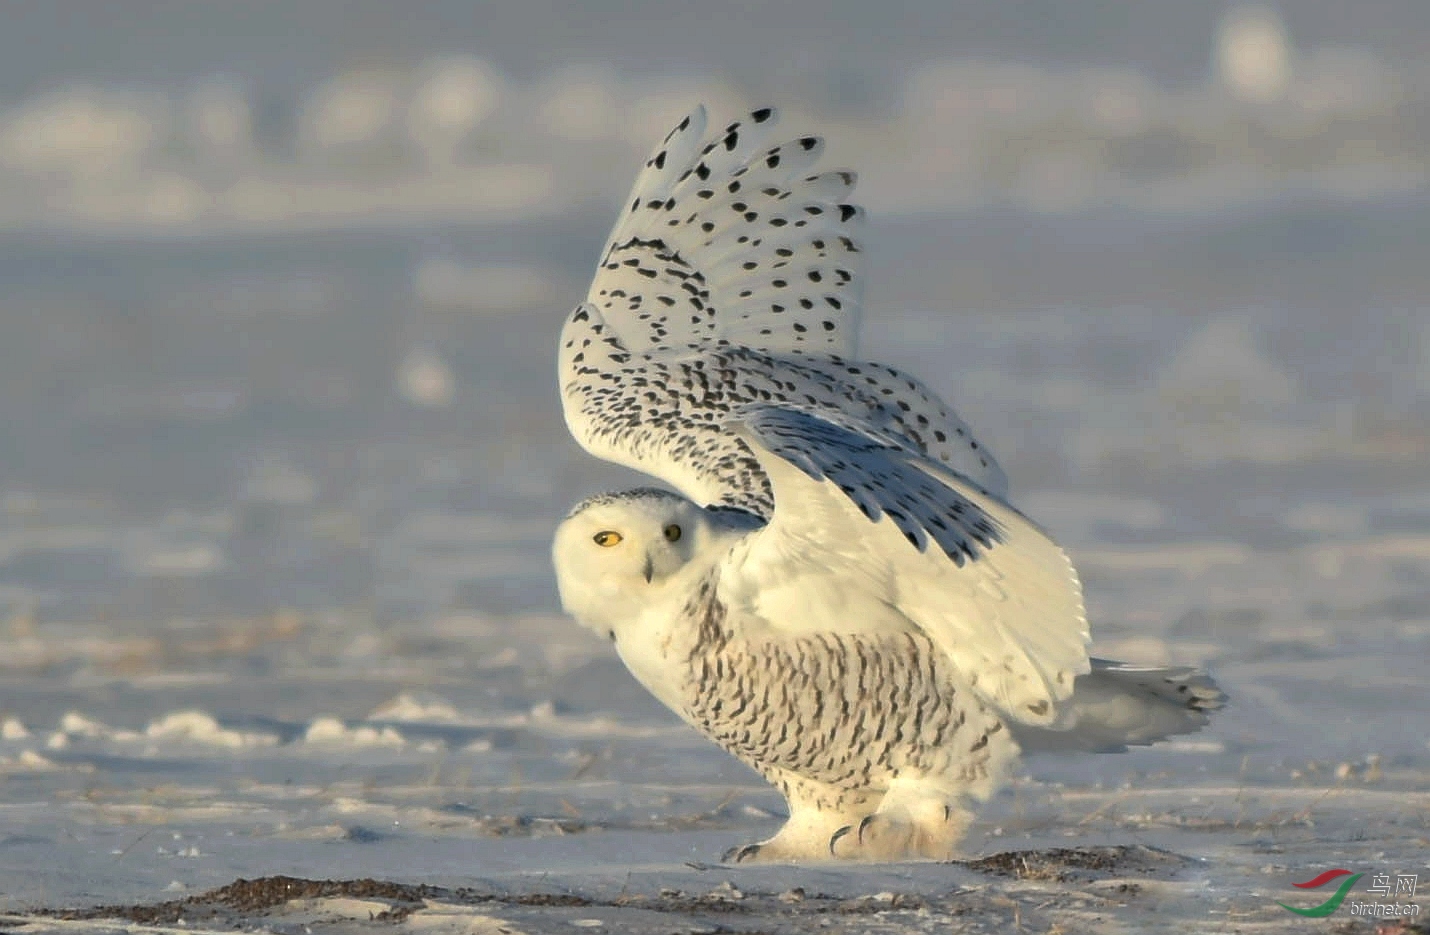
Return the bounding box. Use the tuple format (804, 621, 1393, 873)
(593, 530, 623, 547)
(664, 524, 682, 542)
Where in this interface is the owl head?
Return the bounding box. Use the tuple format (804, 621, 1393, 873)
(552, 488, 715, 635)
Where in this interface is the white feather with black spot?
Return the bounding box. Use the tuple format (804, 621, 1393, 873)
(560, 105, 1007, 516)
(590, 105, 861, 356)
(720, 405, 1088, 726)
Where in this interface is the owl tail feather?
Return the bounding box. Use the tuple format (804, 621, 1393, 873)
(1009, 659, 1226, 754)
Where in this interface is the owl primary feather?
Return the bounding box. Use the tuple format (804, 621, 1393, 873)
(552, 106, 1225, 863)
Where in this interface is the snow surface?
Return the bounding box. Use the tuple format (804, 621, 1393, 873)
(0, 70, 1427, 934)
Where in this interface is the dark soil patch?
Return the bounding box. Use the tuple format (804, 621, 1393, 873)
(36, 844, 1189, 927)
(959, 844, 1189, 882)
(49, 877, 445, 926)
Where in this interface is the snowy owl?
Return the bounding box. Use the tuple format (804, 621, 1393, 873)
(552, 106, 1224, 863)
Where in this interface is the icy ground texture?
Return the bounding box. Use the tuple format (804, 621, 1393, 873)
(0, 202, 1428, 932)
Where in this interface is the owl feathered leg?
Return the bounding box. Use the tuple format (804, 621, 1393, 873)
(724, 772, 877, 864)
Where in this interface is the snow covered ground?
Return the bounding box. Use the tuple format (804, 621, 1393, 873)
(0, 199, 1426, 933)
(0, 22, 1427, 929)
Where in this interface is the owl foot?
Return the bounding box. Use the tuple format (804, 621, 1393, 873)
(722, 834, 839, 863)
(828, 805, 970, 861)
(722, 842, 765, 863)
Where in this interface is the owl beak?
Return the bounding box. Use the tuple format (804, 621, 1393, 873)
(641, 554, 654, 583)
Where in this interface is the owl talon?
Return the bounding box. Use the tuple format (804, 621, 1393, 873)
(828, 824, 854, 856)
(723, 843, 763, 863)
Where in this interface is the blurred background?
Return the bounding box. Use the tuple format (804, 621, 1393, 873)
(1, 0, 1426, 627)
(1, 1, 1428, 905)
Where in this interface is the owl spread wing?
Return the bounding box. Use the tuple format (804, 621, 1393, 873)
(586, 104, 864, 357)
(719, 404, 1088, 727)
(558, 105, 1009, 515)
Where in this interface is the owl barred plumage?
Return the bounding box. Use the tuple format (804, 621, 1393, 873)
(681, 582, 1008, 792)
(551, 108, 1225, 862)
